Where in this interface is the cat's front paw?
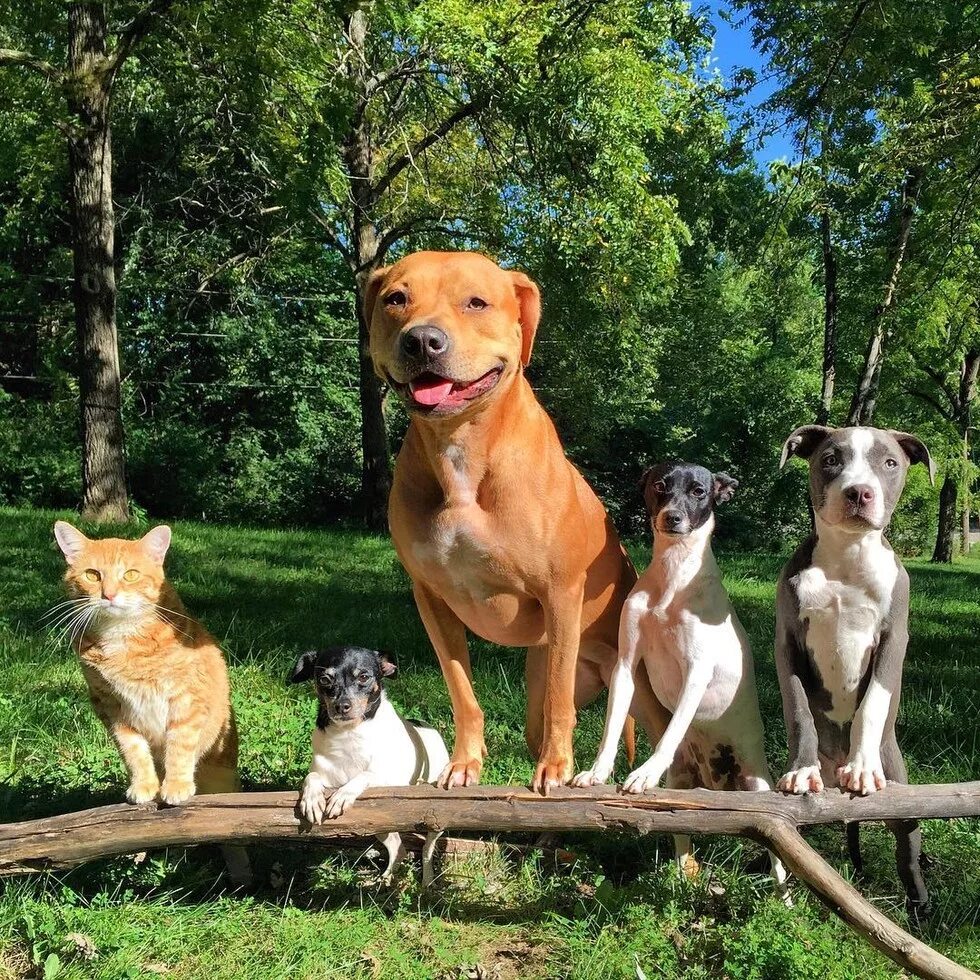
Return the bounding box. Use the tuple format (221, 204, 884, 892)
(160, 776, 195, 805)
(126, 778, 160, 805)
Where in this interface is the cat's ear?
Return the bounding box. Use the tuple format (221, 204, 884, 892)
(54, 521, 89, 564)
(376, 650, 397, 678)
(289, 651, 319, 684)
(140, 525, 172, 564)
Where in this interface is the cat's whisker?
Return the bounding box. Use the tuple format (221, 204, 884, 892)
(45, 605, 97, 635)
(153, 609, 193, 641)
(39, 598, 90, 624)
(149, 604, 196, 624)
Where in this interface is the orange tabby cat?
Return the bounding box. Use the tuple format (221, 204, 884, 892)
(53, 521, 239, 805)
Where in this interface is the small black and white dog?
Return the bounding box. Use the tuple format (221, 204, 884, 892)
(575, 461, 788, 899)
(776, 425, 934, 915)
(289, 645, 449, 884)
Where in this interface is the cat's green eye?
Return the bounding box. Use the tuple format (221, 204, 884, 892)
(122, 569, 140, 583)
(83, 569, 101, 583)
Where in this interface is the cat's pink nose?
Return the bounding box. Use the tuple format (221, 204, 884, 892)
(103, 591, 117, 602)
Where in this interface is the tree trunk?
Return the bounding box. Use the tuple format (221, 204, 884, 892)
(933, 475, 958, 562)
(344, 7, 391, 532)
(817, 208, 838, 425)
(847, 170, 922, 426)
(67, 2, 128, 523)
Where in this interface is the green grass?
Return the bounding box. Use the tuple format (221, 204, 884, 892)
(1, 505, 978, 979)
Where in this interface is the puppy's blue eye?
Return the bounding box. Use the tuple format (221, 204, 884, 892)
(823, 453, 838, 467)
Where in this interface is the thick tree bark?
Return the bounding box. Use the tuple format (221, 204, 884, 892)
(933, 475, 958, 562)
(67, 2, 128, 522)
(3, 783, 980, 980)
(817, 208, 838, 425)
(344, 8, 392, 532)
(847, 171, 922, 426)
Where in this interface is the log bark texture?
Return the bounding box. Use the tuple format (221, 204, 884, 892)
(2, 783, 979, 980)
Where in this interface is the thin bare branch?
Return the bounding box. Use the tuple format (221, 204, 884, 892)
(0, 47, 63, 84)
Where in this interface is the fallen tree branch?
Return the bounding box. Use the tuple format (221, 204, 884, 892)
(2, 783, 978, 980)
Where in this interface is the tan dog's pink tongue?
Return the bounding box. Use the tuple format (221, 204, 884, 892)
(410, 376, 454, 406)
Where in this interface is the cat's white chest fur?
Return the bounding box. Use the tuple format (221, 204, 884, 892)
(795, 535, 898, 725)
(88, 618, 171, 744)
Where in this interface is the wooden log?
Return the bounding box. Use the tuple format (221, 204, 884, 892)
(2, 782, 978, 980)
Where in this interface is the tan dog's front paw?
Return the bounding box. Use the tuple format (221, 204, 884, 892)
(532, 753, 573, 794)
(837, 756, 886, 796)
(778, 766, 824, 795)
(437, 756, 483, 789)
(126, 778, 160, 805)
(160, 777, 195, 805)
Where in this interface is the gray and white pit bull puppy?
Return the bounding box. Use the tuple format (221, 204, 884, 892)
(776, 425, 934, 915)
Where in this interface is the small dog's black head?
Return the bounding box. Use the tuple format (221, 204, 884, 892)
(288, 645, 396, 728)
(640, 461, 737, 536)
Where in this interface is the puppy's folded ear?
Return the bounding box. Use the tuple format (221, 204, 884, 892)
(288, 651, 319, 684)
(376, 650, 397, 678)
(779, 425, 833, 468)
(713, 473, 738, 504)
(888, 431, 936, 485)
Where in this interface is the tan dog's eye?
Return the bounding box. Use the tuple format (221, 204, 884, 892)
(122, 569, 141, 583)
(384, 290, 407, 307)
(466, 297, 489, 310)
(83, 569, 101, 583)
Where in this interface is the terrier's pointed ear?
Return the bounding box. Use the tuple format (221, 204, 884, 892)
(509, 270, 541, 366)
(54, 521, 88, 564)
(289, 651, 319, 684)
(140, 525, 172, 564)
(362, 266, 390, 328)
(713, 473, 739, 504)
(376, 650, 397, 677)
(780, 425, 833, 468)
(889, 431, 936, 485)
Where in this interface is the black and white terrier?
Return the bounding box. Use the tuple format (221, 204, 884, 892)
(574, 462, 788, 898)
(289, 645, 449, 884)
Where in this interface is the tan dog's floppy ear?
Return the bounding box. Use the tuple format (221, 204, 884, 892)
(509, 270, 540, 366)
(361, 266, 389, 327)
(779, 425, 833, 469)
(889, 430, 936, 485)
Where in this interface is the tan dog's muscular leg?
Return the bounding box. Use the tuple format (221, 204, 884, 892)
(414, 584, 486, 787)
(533, 579, 586, 791)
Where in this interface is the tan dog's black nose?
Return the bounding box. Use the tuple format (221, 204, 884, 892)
(402, 324, 450, 360)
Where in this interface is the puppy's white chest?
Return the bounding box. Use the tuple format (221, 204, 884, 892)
(796, 561, 895, 724)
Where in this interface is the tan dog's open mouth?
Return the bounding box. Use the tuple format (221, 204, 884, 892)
(392, 367, 503, 414)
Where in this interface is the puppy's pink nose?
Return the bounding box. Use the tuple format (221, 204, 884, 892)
(845, 484, 875, 505)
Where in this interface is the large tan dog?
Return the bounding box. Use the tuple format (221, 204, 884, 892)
(366, 251, 669, 791)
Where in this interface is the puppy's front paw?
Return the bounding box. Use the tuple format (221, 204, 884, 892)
(126, 778, 160, 804)
(621, 762, 666, 795)
(325, 784, 361, 819)
(778, 766, 824, 795)
(837, 755, 886, 796)
(160, 776, 195, 805)
(299, 774, 328, 824)
(571, 766, 610, 788)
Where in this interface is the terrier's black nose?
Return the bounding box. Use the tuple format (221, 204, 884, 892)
(845, 484, 875, 506)
(336, 699, 352, 715)
(401, 324, 450, 359)
(664, 511, 684, 528)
